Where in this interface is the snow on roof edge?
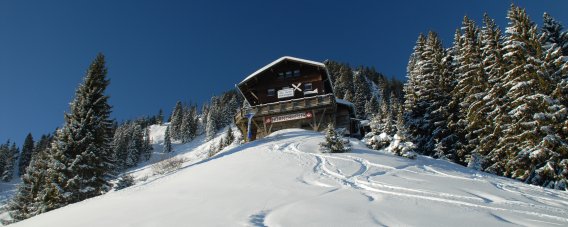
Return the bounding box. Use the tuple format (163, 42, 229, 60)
(239, 56, 326, 85)
(335, 98, 354, 106)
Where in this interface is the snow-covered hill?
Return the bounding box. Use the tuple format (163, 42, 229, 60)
(10, 129, 568, 226)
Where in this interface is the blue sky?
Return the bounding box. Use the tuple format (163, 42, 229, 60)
(1, 0, 567, 146)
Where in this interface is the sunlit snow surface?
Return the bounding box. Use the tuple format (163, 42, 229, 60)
(11, 129, 568, 227)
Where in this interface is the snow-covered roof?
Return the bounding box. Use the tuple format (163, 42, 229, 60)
(239, 56, 326, 85)
(335, 98, 354, 107)
(359, 120, 370, 126)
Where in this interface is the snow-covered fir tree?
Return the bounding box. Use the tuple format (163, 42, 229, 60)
(473, 13, 505, 169)
(156, 109, 164, 125)
(447, 17, 485, 164)
(180, 106, 193, 143)
(205, 108, 217, 141)
(541, 12, 568, 56)
(224, 126, 235, 147)
(188, 105, 199, 140)
(114, 174, 135, 191)
(364, 96, 379, 120)
(404, 32, 452, 156)
(163, 125, 172, 153)
(488, 6, 558, 182)
(403, 33, 428, 153)
(125, 124, 143, 168)
(0, 141, 18, 182)
(334, 65, 354, 100)
(324, 60, 342, 85)
(5, 148, 50, 223)
(352, 68, 372, 119)
(395, 105, 406, 137)
(41, 53, 114, 211)
(141, 127, 153, 161)
(18, 133, 35, 176)
(320, 123, 350, 153)
(402, 5, 568, 189)
(169, 101, 184, 141)
(111, 121, 148, 171)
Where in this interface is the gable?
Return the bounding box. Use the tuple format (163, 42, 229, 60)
(237, 56, 334, 106)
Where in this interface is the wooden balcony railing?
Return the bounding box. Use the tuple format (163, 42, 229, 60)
(235, 94, 335, 122)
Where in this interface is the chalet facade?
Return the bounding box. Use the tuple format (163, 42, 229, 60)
(235, 56, 357, 141)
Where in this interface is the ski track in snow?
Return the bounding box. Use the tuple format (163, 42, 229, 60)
(7, 128, 568, 227)
(275, 137, 568, 225)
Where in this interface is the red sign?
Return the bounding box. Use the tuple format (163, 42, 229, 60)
(265, 112, 312, 124)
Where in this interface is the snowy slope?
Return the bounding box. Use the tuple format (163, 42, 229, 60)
(10, 129, 568, 227)
(119, 124, 241, 184)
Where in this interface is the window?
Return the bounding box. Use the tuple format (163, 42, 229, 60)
(267, 89, 275, 96)
(277, 72, 284, 79)
(304, 83, 312, 91)
(285, 71, 293, 78)
(293, 70, 301, 77)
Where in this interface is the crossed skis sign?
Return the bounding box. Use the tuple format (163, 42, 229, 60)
(292, 83, 302, 92)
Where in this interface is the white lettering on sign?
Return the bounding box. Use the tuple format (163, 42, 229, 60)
(265, 112, 313, 124)
(277, 88, 294, 99)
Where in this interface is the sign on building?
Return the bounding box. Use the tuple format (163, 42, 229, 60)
(277, 88, 294, 99)
(265, 111, 313, 124)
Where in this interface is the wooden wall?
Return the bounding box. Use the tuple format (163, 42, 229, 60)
(239, 60, 332, 106)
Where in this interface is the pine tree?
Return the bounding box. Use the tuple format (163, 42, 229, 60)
(475, 13, 506, 169)
(6, 149, 49, 222)
(364, 96, 379, 120)
(111, 123, 128, 171)
(163, 126, 172, 153)
(320, 123, 351, 153)
(434, 29, 461, 158)
(189, 105, 199, 140)
(383, 106, 394, 136)
(35, 133, 53, 155)
(382, 91, 400, 136)
(2, 142, 18, 182)
(379, 92, 389, 124)
(423, 31, 452, 156)
(395, 105, 407, 138)
(437, 18, 482, 163)
(542, 12, 568, 56)
(403, 51, 419, 113)
(114, 174, 135, 191)
(398, 5, 568, 189)
(205, 107, 217, 141)
(125, 124, 143, 168)
(141, 127, 153, 162)
(225, 126, 235, 146)
(180, 106, 192, 143)
(403, 34, 427, 152)
(451, 16, 485, 164)
(488, 5, 560, 185)
(404, 32, 449, 156)
(18, 133, 35, 176)
(169, 101, 183, 141)
(343, 90, 353, 103)
(334, 65, 354, 100)
(156, 109, 164, 125)
(324, 60, 343, 85)
(0, 142, 8, 176)
(41, 53, 114, 211)
(200, 104, 210, 135)
(525, 12, 568, 189)
(352, 69, 372, 118)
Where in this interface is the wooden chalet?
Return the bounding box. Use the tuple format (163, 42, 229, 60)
(235, 56, 358, 141)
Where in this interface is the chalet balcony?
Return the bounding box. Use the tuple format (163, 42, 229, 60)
(235, 94, 335, 123)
